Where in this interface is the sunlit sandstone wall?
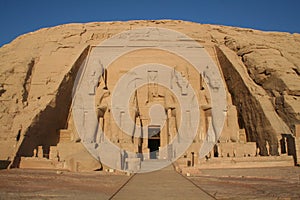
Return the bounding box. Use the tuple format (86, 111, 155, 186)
(0, 20, 299, 167)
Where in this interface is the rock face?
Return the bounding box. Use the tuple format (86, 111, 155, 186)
(0, 20, 299, 170)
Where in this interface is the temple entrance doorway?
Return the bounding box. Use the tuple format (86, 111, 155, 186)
(148, 125, 161, 159)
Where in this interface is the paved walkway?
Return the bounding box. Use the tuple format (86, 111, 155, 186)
(110, 165, 215, 200)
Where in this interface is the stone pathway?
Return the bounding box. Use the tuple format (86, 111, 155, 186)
(110, 165, 215, 200)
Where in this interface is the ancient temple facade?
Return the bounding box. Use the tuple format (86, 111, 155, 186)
(3, 23, 298, 172)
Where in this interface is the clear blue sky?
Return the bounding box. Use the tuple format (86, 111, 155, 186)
(0, 0, 299, 47)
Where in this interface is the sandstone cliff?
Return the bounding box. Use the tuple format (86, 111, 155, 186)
(0, 20, 299, 163)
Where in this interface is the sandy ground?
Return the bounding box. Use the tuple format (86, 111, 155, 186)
(188, 167, 300, 200)
(0, 169, 130, 200)
(0, 167, 299, 200)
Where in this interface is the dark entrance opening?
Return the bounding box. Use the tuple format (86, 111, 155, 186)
(148, 125, 160, 159)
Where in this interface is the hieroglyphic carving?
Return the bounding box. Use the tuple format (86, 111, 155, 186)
(88, 70, 99, 95)
(96, 89, 110, 143)
(88, 59, 107, 95)
(203, 65, 220, 92)
(147, 70, 158, 102)
(171, 66, 189, 95)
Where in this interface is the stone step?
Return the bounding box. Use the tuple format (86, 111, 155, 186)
(197, 155, 294, 169)
(139, 159, 172, 173)
(19, 157, 63, 169)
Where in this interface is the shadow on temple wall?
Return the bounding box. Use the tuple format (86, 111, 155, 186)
(11, 46, 90, 168)
(215, 45, 279, 156)
(281, 134, 297, 165)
